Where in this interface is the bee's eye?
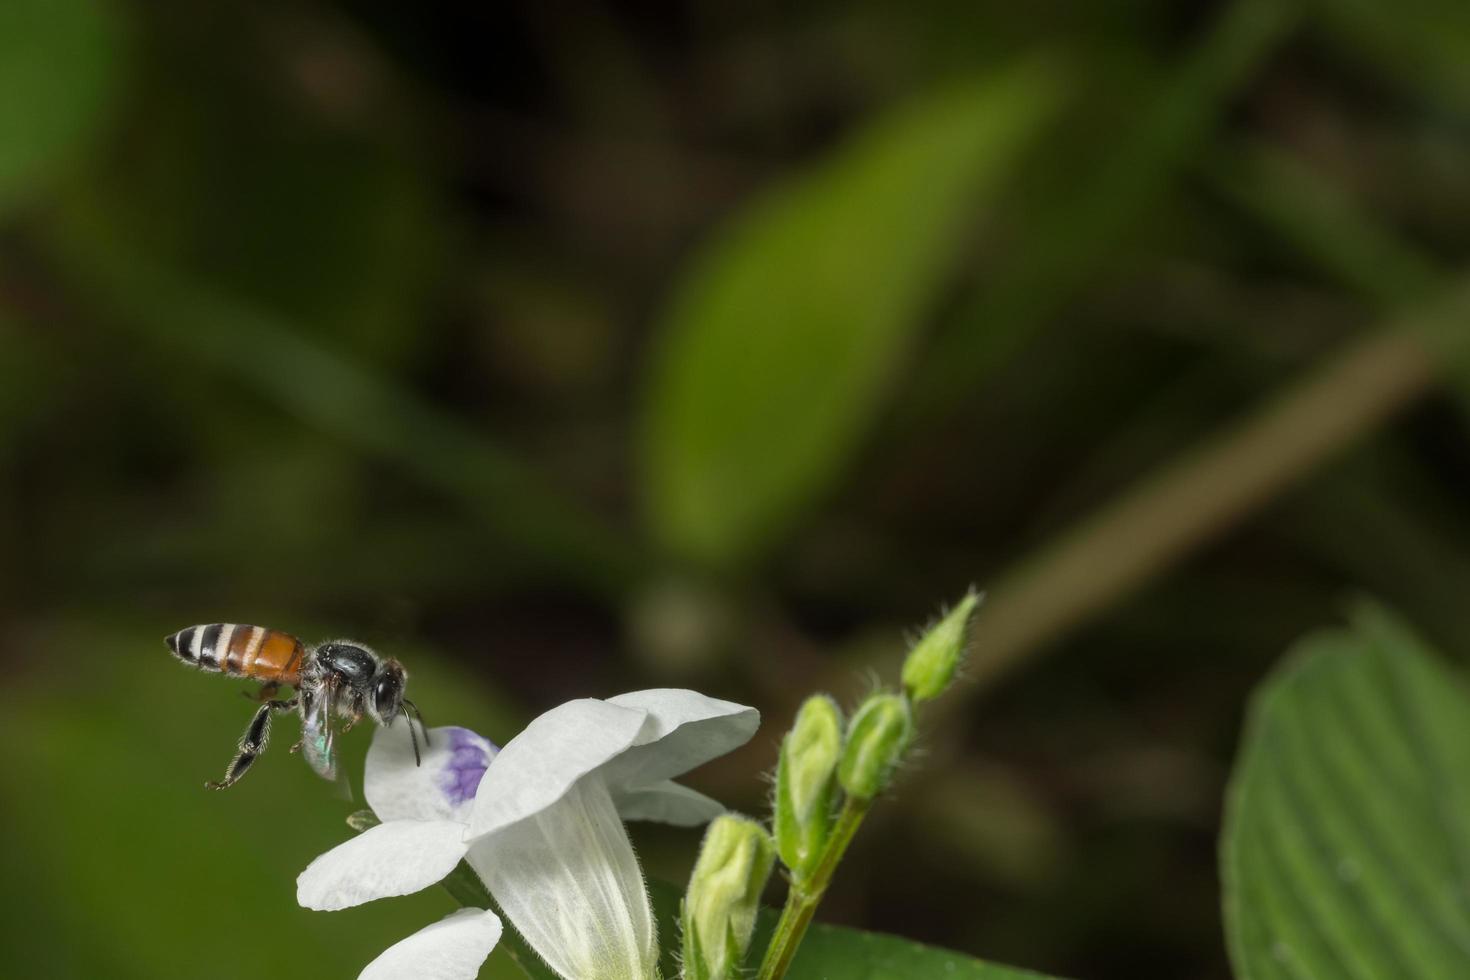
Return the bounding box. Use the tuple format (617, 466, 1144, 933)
(374, 674, 399, 716)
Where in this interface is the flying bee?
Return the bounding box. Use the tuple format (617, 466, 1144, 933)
(165, 624, 427, 790)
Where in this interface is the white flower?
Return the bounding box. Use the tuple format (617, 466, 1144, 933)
(465, 690, 759, 980)
(361, 908, 503, 980)
(297, 690, 759, 980)
(299, 723, 503, 979)
(298, 724, 499, 911)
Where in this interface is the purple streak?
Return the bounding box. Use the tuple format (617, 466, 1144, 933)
(437, 726, 497, 807)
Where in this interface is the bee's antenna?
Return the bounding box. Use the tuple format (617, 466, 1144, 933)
(402, 705, 422, 766)
(405, 698, 430, 748)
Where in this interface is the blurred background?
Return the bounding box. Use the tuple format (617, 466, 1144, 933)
(3, 0, 1470, 977)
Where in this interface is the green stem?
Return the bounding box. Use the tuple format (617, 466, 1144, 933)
(439, 858, 494, 907)
(755, 796, 872, 980)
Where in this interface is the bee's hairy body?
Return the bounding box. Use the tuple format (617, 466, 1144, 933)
(164, 623, 425, 790)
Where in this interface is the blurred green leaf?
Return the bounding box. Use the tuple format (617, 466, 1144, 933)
(0, 315, 66, 449)
(60, 19, 436, 366)
(904, 0, 1295, 429)
(1207, 140, 1442, 311)
(1207, 141, 1470, 396)
(1222, 602, 1470, 978)
(1311, 0, 1470, 112)
(39, 227, 643, 599)
(640, 58, 1065, 569)
(0, 0, 123, 217)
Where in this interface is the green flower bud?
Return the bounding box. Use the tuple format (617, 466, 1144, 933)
(774, 695, 843, 880)
(681, 815, 777, 980)
(838, 692, 913, 800)
(346, 809, 381, 832)
(902, 590, 980, 703)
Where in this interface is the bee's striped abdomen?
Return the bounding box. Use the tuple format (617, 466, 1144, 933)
(167, 624, 219, 670)
(166, 624, 305, 686)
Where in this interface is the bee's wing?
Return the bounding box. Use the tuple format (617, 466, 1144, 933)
(300, 677, 340, 782)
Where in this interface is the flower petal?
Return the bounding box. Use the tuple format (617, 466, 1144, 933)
(359, 908, 502, 980)
(366, 724, 498, 824)
(465, 698, 648, 841)
(600, 689, 759, 791)
(468, 779, 657, 980)
(297, 820, 469, 911)
(613, 779, 725, 826)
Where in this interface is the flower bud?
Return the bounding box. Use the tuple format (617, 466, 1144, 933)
(681, 814, 776, 980)
(838, 692, 913, 800)
(774, 695, 843, 880)
(345, 809, 381, 832)
(902, 590, 980, 703)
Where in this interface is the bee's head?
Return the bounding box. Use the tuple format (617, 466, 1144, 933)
(370, 658, 427, 765)
(370, 659, 407, 724)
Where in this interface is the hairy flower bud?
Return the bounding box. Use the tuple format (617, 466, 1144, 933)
(902, 590, 980, 703)
(838, 693, 913, 800)
(682, 815, 776, 980)
(774, 695, 843, 881)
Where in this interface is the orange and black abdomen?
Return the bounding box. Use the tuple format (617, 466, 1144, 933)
(166, 624, 306, 686)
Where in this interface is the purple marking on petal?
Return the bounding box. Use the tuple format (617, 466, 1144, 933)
(436, 726, 497, 807)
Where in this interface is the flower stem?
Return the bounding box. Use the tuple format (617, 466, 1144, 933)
(754, 795, 872, 980)
(439, 859, 494, 907)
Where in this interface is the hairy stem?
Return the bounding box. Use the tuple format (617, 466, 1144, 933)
(755, 797, 872, 980)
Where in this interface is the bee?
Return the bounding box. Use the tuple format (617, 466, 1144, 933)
(165, 624, 427, 789)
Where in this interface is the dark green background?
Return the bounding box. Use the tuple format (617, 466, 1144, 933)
(3, 0, 1470, 977)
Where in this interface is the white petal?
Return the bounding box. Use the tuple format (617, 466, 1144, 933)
(465, 698, 648, 841)
(599, 689, 759, 794)
(297, 820, 469, 911)
(613, 779, 725, 826)
(366, 724, 498, 824)
(469, 779, 658, 980)
(359, 908, 502, 980)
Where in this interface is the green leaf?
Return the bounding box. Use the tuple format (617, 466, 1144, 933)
(640, 58, 1065, 569)
(1222, 602, 1470, 979)
(772, 922, 1065, 980)
(647, 880, 1063, 980)
(0, 0, 124, 217)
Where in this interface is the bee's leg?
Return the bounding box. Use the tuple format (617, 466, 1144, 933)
(206, 698, 297, 790)
(341, 707, 365, 734)
(241, 682, 282, 703)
